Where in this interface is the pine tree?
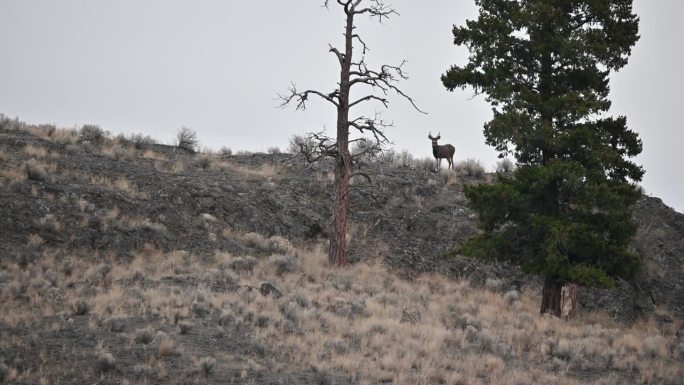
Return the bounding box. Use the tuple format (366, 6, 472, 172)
(442, 0, 644, 316)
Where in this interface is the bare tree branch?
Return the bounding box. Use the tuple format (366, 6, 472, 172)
(352, 0, 398, 23)
(349, 95, 388, 108)
(292, 131, 339, 168)
(348, 61, 427, 114)
(329, 44, 345, 65)
(348, 113, 392, 144)
(277, 82, 339, 110)
(352, 34, 369, 55)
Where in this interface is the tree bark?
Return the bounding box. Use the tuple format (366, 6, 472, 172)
(328, 10, 354, 267)
(560, 283, 578, 319)
(540, 277, 563, 317)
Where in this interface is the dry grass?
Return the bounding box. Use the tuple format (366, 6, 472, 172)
(154, 159, 185, 173)
(455, 158, 486, 178)
(142, 149, 166, 160)
(65, 172, 149, 199)
(441, 168, 459, 187)
(0, 236, 680, 385)
(157, 334, 177, 356)
(24, 125, 78, 144)
(0, 167, 27, 185)
(24, 144, 48, 158)
(101, 144, 135, 160)
(211, 162, 281, 179)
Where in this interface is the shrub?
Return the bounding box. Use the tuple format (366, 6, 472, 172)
(70, 299, 91, 315)
(267, 146, 281, 154)
(51, 128, 79, 145)
(496, 158, 515, 174)
(228, 256, 258, 273)
(219, 146, 233, 156)
(484, 278, 503, 292)
(176, 126, 198, 153)
(129, 133, 156, 150)
(24, 159, 48, 181)
(195, 357, 216, 377)
(503, 290, 520, 305)
(157, 334, 176, 356)
(36, 214, 62, 233)
(134, 328, 155, 344)
(197, 154, 213, 169)
(0, 114, 26, 131)
(415, 157, 437, 172)
(95, 351, 116, 373)
(392, 150, 414, 168)
(131, 363, 155, 378)
(269, 254, 296, 275)
(351, 137, 382, 162)
(79, 124, 108, 145)
(288, 134, 316, 154)
(142, 219, 167, 234)
(178, 321, 192, 335)
(242, 232, 270, 250)
(104, 316, 127, 333)
(456, 158, 486, 178)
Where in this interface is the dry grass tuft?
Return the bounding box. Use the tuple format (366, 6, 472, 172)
(142, 149, 166, 160)
(72, 173, 149, 199)
(0, 167, 28, 185)
(24, 125, 79, 144)
(70, 299, 91, 315)
(134, 328, 155, 345)
(95, 351, 116, 373)
(24, 159, 56, 181)
(157, 333, 177, 356)
(441, 168, 459, 187)
(24, 144, 48, 158)
(194, 356, 216, 377)
(211, 161, 281, 179)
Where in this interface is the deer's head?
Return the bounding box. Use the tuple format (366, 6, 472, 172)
(428, 132, 441, 147)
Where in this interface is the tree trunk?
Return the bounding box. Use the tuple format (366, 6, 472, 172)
(540, 278, 563, 317)
(328, 10, 354, 267)
(329, 155, 350, 266)
(560, 283, 578, 319)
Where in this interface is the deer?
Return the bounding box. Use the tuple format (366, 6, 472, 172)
(428, 132, 455, 170)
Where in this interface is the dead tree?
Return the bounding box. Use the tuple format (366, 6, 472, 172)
(279, 0, 424, 267)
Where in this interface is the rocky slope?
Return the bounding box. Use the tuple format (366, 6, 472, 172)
(1, 121, 683, 385)
(1, 123, 682, 322)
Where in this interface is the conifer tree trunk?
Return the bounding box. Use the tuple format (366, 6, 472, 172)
(540, 278, 563, 316)
(329, 13, 354, 266)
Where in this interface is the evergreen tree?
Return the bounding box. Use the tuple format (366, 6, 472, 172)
(442, 0, 644, 316)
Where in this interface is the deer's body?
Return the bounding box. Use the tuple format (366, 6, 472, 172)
(428, 132, 455, 169)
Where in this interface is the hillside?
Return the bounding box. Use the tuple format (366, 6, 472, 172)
(0, 120, 683, 384)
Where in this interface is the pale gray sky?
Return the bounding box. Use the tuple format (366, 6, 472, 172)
(1, 1, 682, 212)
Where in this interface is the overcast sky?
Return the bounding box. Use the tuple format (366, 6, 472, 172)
(1, 1, 682, 212)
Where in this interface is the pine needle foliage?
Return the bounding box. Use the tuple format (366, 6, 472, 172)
(442, 0, 644, 314)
